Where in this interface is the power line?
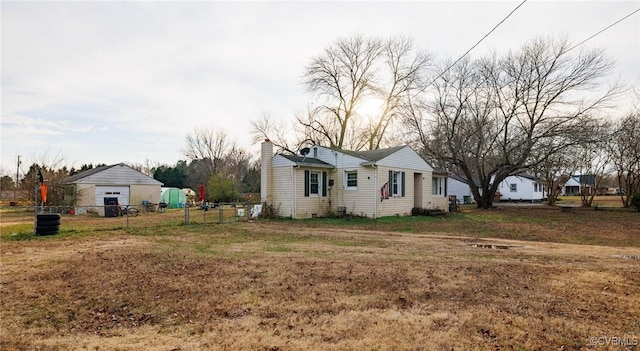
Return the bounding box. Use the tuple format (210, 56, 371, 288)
(425, 0, 527, 89)
(567, 8, 640, 52)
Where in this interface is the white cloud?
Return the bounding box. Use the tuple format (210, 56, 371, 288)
(2, 1, 638, 170)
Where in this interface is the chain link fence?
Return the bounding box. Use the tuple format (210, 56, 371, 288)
(0, 202, 263, 235)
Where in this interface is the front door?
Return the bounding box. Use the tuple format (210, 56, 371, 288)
(414, 173, 423, 208)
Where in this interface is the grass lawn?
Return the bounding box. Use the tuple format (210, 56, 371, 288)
(1, 207, 639, 350)
(555, 195, 626, 208)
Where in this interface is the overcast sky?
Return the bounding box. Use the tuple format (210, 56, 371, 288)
(2, 0, 639, 174)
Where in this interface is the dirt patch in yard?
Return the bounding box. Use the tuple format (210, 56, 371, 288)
(2, 220, 639, 350)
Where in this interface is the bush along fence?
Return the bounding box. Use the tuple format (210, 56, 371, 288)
(0, 202, 264, 235)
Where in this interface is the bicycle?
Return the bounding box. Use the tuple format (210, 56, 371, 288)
(119, 205, 139, 217)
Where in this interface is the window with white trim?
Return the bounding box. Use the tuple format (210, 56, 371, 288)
(389, 171, 404, 196)
(310, 171, 320, 195)
(510, 183, 517, 192)
(432, 177, 444, 196)
(304, 170, 327, 197)
(345, 171, 357, 190)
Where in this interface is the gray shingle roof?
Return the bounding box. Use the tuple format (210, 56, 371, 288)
(340, 145, 406, 162)
(280, 155, 335, 168)
(63, 164, 119, 183)
(63, 163, 162, 185)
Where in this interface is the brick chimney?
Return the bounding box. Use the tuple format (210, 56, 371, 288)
(260, 139, 273, 203)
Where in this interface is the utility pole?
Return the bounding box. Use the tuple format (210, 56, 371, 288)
(14, 155, 21, 201)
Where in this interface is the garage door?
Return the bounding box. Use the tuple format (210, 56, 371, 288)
(95, 186, 130, 206)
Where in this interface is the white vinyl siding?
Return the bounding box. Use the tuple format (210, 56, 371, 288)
(533, 183, 545, 193)
(95, 186, 130, 206)
(377, 167, 413, 217)
(448, 177, 475, 204)
(313, 147, 363, 168)
(296, 168, 329, 218)
(129, 184, 161, 208)
(264, 144, 447, 218)
(270, 166, 293, 217)
(497, 175, 545, 201)
(74, 164, 162, 185)
(374, 146, 433, 172)
(334, 167, 376, 217)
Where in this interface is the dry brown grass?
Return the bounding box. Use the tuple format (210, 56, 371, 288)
(1, 208, 639, 350)
(556, 195, 626, 208)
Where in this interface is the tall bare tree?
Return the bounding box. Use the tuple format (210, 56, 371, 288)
(183, 126, 255, 199)
(221, 145, 252, 185)
(253, 35, 431, 152)
(183, 127, 233, 175)
(364, 37, 431, 150)
(609, 111, 640, 207)
(531, 143, 581, 205)
(574, 137, 612, 207)
(410, 37, 619, 208)
(251, 112, 308, 155)
(303, 35, 383, 150)
(19, 152, 73, 206)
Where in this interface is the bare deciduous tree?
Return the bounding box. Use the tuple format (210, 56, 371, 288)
(18, 151, 72, 205)
(253, 35, 431, 153)
(222, 146, 252, 184)
(531, 143, 581, 205)
(574, 137, 612, 207)
(183, 126, 256, 199)
(303, 35, 383, 150)
(251, 112, 308, 155)
(184, 127, 233, 175)
(410, 37, 619, 208)
(609, 111, 640, 207)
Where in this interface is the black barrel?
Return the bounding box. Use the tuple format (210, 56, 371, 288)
(36, 213, 61, 235)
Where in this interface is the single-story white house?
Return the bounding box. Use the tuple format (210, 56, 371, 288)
(448, 174, 478, 204)
(63, 163, 163, 216)
(560, 174, 601, 196)
(560, 176, 581, 195)
(260, 140, 448, 218)
(496, 173, 545, 202)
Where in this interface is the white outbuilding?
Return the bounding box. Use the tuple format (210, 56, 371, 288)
(63, 163, 163, 216)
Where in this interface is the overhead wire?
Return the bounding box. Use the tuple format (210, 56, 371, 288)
(423, 2, 639, 91)
(566, 7, 640, 52)
(424, 0, 527, 89)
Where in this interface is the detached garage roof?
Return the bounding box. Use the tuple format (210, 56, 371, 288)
(63, 163, 163, 186)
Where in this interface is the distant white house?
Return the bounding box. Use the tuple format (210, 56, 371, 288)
(448, 174, 477, 204)
(496, 174, 545, 202)
(260, 140, 448, 218)
(560, 174, 600, 196)
(560, 177, 581, 195)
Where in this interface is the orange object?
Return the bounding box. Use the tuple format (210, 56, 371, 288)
(40, 183, 48, 203)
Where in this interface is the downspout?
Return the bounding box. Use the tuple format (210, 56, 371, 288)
(292, 165, 300, 219)
(373, 164, 378, 219)
(334, 151, 340, 209)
